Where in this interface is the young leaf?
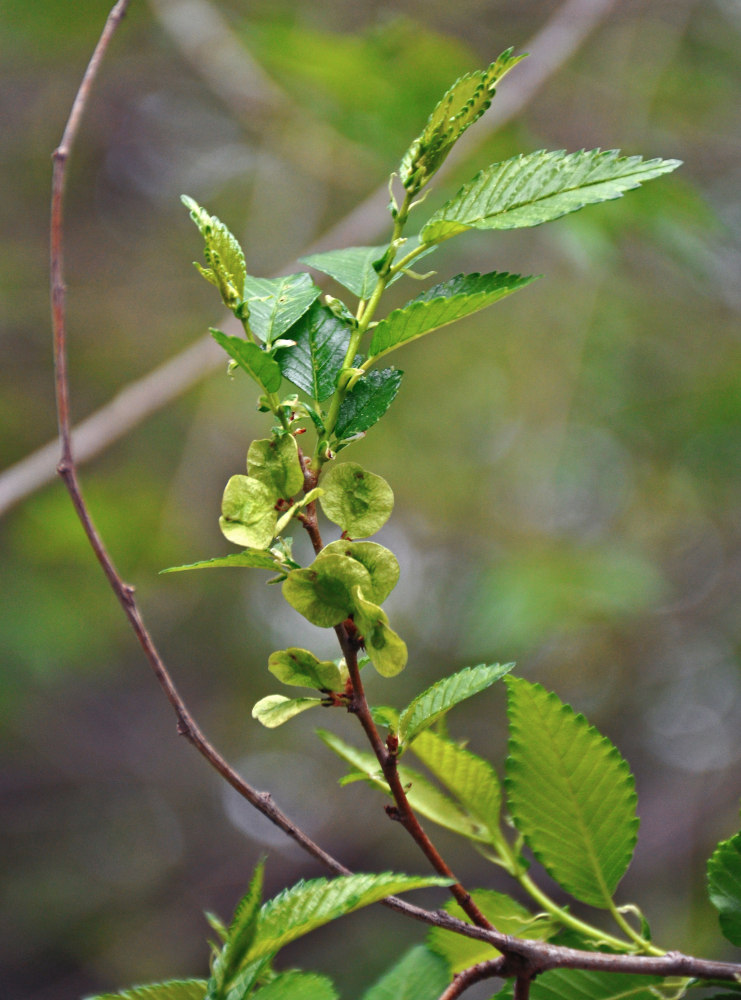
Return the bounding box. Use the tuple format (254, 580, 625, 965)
(708, 832, 741, 946)
(275, 301, 351, 402)
(268, 648, 345, 692)
(408, 729, 502, 840)
(252, 694, 323, 728)
(399, 49, 525, 194)
(301, 240, 436, 300)
(334, 368, 404, 440)
(351, 587, 408, 676)
(161, 551, 278, 573)
(397, 663, 514, 747)
(247, 435, 305, 500)
(242, 273, 321, 346)
(320, 540, 400, 604)
(247, 873, 451, 962)
(428, 889, 556, 972)
(252, 971, 338, 1000)
(319, 462, 394, 537)
(505, 677, 639, 908)
(368, 272, 535, 362)
(219, 476, 278, 550)
(493, 968, 663, 1000)
(211, 330, 283, 394)
(86, 983, 207, 1000)
(182, 195, 246, 308)
(317, 730, 482, 840)
(360, 945, 449, 1000)
(420, 148, 682, 243)
(210, 860, 265, 997)
(282, 553, 372, 627)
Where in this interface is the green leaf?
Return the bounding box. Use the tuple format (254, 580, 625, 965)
(368, 272, 535, 361)
(161, 551, 278, 573)
(247, 873, 451, 961)
(320, 540, 400, 604)
(420, 148, 682, 242)
(252, 694, 323, 728)
(211, 330, 283, 394)
(268, 648, 345, 692)
(399, 49, 525, 194)
(282, 553, 372, 627)
(494, 968, 663, 1000)
(242, 273, 321, 346)
(252, 971, 338, 1000)
(361, 945, 449, 1000)
(86, 983, 207, 1000)
(210, 860, 264, 996)
(398, 663, 514, 747)
(708, 832, 741, 946)
(182, 195, 246, 308)
(505, 677, 639, 908)
(275, 301, 351, 402)
(352, 587, 408, 676)
(219, 476, 278, 550)
(428, 889, 556, 972)
(408, 730, 501, 840)
(319, 462, 394, 537)
(317, 730, 481, 840)
(301, 240, 436, 300)
(247, 435, 305, 500)
(334, 368, 404, 440)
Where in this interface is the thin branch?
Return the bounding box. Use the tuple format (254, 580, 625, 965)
(3, 0, 619, 517)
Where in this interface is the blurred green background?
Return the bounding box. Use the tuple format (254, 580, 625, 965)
(2, 0, 741, 997)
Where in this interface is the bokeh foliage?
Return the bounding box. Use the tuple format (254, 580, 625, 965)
(1, 1, 740, 998)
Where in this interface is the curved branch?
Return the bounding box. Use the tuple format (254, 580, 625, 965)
(3, 0, 618, 517)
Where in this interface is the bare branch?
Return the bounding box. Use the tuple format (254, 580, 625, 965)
(3, 0, 618, 517)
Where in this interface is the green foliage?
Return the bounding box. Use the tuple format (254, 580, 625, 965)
(86, 983, 208, 1000)
(708, 832, 741, 946)
(135, 45, 699, 1000)
(505, 677, 639, 908)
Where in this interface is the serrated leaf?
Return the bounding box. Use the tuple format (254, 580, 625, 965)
(275, 301, 351, 402)
(252, 971, 338, 1000)
(247, 435, 305, 500)
(210, 860, 264, 995)
(428, 889, 556, 972)
(361, 945, 449, 1000)
(317, 730, 481, 840)
(86, 982, 207, 1000)
(421, 148, 682, 242)
(398, 663, 514, 746)
(161, 551, 278, 573)
(319, 462, 394, 537)
(368, 272, 535, 361)
(242, 273, 321, 346)
(282, 553, 372, 627)
(301, 240, 436, 300)
(335, 368, 404, 440)
(182, 195, 246, 308)
(211, 330, 283, 393)
(219, 475, 278, 550)
(493, 968, 663, 1000)
(408, 730, 501, 839)
(268, 648, 344, 692)
(708, 832, 741, 946)
(399, 50, 525, 194)
(505, 677, 639, 908)
(352, 587, 407, 677)
(247, 873, 450, 962)
(320, 540, 400, 604)
(252, 694, 323, 728)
